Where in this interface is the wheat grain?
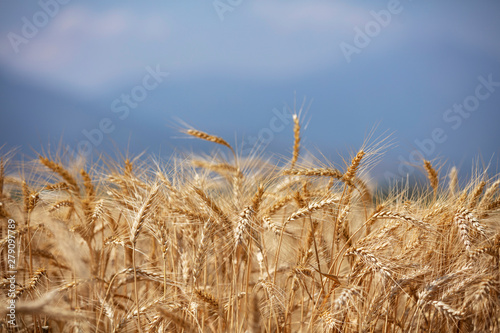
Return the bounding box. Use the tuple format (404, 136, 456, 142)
(49, 199, 74, 212)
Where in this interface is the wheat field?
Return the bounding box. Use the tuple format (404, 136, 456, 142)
(1, 116, 499, 332)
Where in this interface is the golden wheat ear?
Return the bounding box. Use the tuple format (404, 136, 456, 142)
(423, 160, 439, 192)
(39, 156, 79, 194)
(185, 128, 236, 160)
(344, 150, 365, 181)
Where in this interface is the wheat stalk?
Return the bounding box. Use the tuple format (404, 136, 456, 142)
(130, 183, 160, 333)
(290, 114, 300, 169)
(448, 166, 458, 195)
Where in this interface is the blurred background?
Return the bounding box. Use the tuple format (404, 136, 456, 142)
(0, 0, 499, 184)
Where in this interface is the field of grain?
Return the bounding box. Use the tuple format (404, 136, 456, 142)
(1, 116, 499, 332)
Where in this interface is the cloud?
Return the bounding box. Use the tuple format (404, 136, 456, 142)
(0, 4, 171, 96)
(0, 1, 499, 99)
(0, 2, 354, 95)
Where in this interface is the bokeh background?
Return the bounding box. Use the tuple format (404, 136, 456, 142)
(1, 0, 499, 183)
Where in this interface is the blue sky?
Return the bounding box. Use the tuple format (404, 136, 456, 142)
(0, 0, 499, 182)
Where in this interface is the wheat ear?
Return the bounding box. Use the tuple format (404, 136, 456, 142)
(371, 210, 433, 233)
(479, 179, 500, 211)
(423, 160, 439, 193)
(187, 129, 236, 159)
(286, 196, 338, 224)
(39, 156, 79, 193)
(345, 247, 392, 279)
(130, 184, 160, 244)
(454, 208, 473, 252)
(193, 186, 230, 231)
(342, 150, 365, 184)
(468, 181, 486, 210)
(234, 206, 253, 249)
(49, 200, 74, 212)
(283, 168, 343, 178)
(80, 168, 95, 200)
